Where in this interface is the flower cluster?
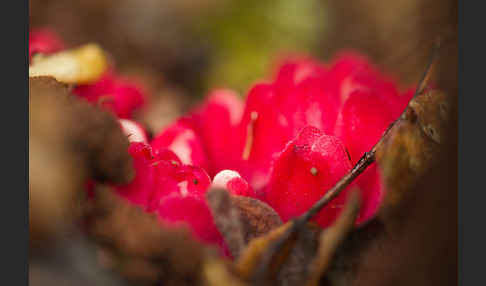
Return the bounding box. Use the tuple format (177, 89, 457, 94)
(115, 56, 413, 255)
(30, 29, 414, 256)
(29, 29, 146, 119)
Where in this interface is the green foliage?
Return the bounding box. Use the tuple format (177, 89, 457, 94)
(196, 0, 326, 94)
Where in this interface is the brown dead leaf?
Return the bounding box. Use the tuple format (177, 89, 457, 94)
(30, 76, 134, 185)
(201, 258, 248, 286)
(232, 194, 283, 243)
(408, 89, 450, 144)
(29, 78, 83, 248)
(305, 191, 361, 286)
(236, 222, 292, 281)
(83, 186, 206, 285)
(376, 89, 449, 220)
(206, 188, 246, 259)
(235, 220, 321, 286)
(30, 76, 134, 248)
(206, 188, 283, 260)
(276, 222, 321, 286)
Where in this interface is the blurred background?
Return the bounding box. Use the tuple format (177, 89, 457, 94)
(30, 0, 325, 95)
(30, 0, 456, 123)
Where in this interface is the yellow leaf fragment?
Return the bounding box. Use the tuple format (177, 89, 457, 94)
(29, 44, 108, 84)
(202, 258, 248, 286)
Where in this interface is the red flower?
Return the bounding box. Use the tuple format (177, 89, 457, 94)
(73, 70, 146, 119)
(29, 29, 146, 119)
(29, 28, 64, 62)
(232, 53, 411, 226)
(113, 53, 413, 253)
(110, 52, 413, 254)
(112, 142, 218, 248)
(234, 59, 341, 191)
(37, 37, 411, 254)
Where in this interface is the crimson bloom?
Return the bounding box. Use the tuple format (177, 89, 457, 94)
(111, 53, 412, 255)
(29, 29, 412, 255)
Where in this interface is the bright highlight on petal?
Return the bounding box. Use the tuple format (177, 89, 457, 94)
(119, 119, 148, 143)
(212, 170, 255, 197)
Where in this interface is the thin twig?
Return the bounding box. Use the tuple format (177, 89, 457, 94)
(251, 40, 441, 285)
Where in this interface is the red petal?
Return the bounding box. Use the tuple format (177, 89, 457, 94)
(273, 58, 327, 93)
(151, 120, 209, 170)
(212, 170, 256, 198)
(334, 90, 395, 223)
(156, 194, 227, 255)
(238, 83, 292, 191)
(327, 52, 379, 105)
(238, 61, 336, 191)
(170, 165, 212, 198)
(190, 89, 245, 176)
(354, 164, 383, 224)
(29, 28, 64, 62)
(148, 152, 211, 211)
(114, 142, 155, 207)
(264, 126, 353, 228)
(74, 71, 146, 119)
(278, 75, 340, 137)
(335, 90, 394, 163)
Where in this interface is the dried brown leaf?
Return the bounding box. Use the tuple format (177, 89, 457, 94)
(201, 258, 248, 286)
(305, 191, 361, 286)
(236, 222, 292, 281)
(83, 186, 206, 285)
(206, 188, 283, 260)
(235, 221, 321, 286)
(30, 76, 134, 247)
(206, 188, 246, 259)
(376, 89, 449, 219)
(231, 194, 283, 243)
(408, 89, 450, 144)
(29, 78, 83, 248)
(276, 223, 321, 286)
(30, 76, 134, 185)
